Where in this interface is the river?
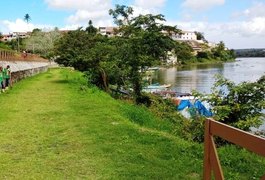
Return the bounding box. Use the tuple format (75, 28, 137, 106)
(155, 58, 265, 93)
(154, 57, 265, 131)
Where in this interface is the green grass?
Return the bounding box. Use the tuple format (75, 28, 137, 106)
(0, 68, 264, 179)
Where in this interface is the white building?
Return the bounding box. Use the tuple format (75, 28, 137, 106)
(1, 32, 29, 42)
(98, 27, 116, 37)
(171, 31, 197, 41)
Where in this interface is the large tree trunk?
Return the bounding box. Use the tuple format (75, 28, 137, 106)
(100, 68, 109, 92)
(131, 70, 143, 104)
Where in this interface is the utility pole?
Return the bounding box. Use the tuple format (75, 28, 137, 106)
(16, 32, 20, 52)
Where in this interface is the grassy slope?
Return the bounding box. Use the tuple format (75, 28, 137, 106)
(0, 68, 263, 179)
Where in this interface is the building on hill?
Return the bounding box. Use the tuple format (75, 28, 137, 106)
(171, 31, 197, 41)
(99, 27, 116, 37)
(1, 32, 30, 42)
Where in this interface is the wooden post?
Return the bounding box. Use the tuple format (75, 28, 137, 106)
(209, 135, 224, 180)
(203, 119, 211, 179)
(203, 118, 265, 179)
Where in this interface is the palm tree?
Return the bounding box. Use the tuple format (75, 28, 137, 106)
(24, 14, 31, 24)
(22, 13, 31, 52)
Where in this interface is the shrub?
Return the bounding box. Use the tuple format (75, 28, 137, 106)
(182, 75, 265, 144)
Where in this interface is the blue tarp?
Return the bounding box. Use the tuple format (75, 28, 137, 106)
(194, 100, 213, 117)
(177, 100, 193, 111)
(177, 99, 213, 117)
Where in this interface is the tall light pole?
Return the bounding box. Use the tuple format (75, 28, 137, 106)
(16, 32, 20, 52)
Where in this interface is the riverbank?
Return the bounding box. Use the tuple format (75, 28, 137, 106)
(0, 68, 264, 179)
(180, 58, 235, 66)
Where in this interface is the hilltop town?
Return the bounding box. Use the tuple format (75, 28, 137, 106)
(1, 27, 216, 52)
(1, 26, 231, 66)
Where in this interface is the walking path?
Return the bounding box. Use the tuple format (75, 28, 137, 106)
(0, 68, 262, 179)
(0, 68, 203, 179)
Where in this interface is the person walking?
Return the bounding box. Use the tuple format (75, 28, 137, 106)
(3, 65, 11, 90)
(0, 66, 5, 93)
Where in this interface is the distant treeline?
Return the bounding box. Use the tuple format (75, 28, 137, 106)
(235, 48, 265, 57)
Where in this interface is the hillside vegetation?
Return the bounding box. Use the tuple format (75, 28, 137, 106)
(0, 68, 264, 179)
(235, 48, 265, 57)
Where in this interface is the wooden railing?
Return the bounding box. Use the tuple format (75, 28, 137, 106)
(0, 50, 47, 61)
(203, 118, 265, 180)
(0, 50, 15, 60)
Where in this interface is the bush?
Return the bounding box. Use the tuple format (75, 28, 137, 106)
(180, 115, 206, 142)
(182, 75, 265, 144)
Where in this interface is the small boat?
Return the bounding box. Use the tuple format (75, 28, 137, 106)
(143, 83, 171, 93)
(147, 67, 160, 71)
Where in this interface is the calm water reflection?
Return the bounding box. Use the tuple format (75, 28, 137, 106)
(155, 58, 265, 93)
(155, 58, 265, 131)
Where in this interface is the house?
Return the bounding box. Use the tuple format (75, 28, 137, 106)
(98, 27, 116, 37)
(171, 31, 197, 41)
(1, 32, 30, 42)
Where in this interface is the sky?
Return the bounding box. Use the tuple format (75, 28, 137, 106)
(0, 0, 265, 49)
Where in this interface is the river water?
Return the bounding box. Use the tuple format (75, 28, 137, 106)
(155, 58, 265, 94)
(154, 57, 265, 131)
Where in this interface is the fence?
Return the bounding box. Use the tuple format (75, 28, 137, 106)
(0, 50, 46, 61)
(0, 50, 15, 60)
(203, 118, 265, 180)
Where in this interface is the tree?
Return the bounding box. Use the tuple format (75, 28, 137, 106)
(194, 31, 207, 42)
(210, 41, 235, 61)
(54, 5, 181, 102)
(32, 28, 41, 34)
(174, 41, 194, 62)
(54, 27, 114, 90)
(25, 28, 61, 58)
(6, 37, 25, 51)
(109, 5, 180, 103)
(85, 20, 97, 35)
(24, 14, 31, 24)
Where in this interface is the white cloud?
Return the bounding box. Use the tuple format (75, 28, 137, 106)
(45, 0, 112, 25)
(128, 0, 166, 16)
(67, 9, 110, 24)
(59, 24, 81, 31)
(233, 2, 265, 20)
(182, 0, 225, 11)
(1, 19, 54, 33)
(3, 19, 32, 32)
(130, 5, 153, 16)
(44, 0, 167, 27)
(134, 0, 166, 9)
(45, 0, 111, 11)
(243, 2, 265, 19)
(241, 17, 265, 35)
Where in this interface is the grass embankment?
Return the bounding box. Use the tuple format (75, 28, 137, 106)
(0, 68, 264, 179)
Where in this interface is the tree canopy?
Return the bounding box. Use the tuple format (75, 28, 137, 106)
(54, 5, 181, 103)
(53, 4, 235, 104)
(108, 5, 180, 102)
(25, 28, 62, 58)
